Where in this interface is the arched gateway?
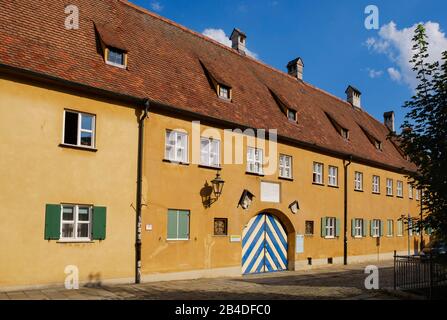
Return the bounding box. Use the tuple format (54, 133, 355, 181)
(242, 213, 289, 274)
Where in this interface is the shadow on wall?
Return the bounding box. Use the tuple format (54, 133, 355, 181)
(200, 182, 213, 209)
(85, 272, 102, 288)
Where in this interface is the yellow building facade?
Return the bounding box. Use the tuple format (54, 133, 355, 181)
(0, 0, 426, 290)
(139, 111, 423, 281)
(0, 74, 139, 289)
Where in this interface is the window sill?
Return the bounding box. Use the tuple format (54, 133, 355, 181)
(372, 192, 381, 195)
(397, 196, 403, 199)
(218, 96, 232, 103)
(312, 182, 325, 186)
(163, 159, 190, 166)
(386, 194, 394, 197)
(328, 184, 339, 189)
(324, 236, 336, 239)
(353, 236, 364, 239)
(57, 240, 94, 244)
(59, 143, 98, 152)
(166, 239, 190, 242)
(105, 61, 127, 69)
(354, 189, 364, 193)
(212, 235, 228, 237)
(245, 171, 264, 177)
(198, 164, 222, 171)
(278, 176, 294, 182)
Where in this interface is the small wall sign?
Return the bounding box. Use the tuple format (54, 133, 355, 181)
(296, 234, 304, 253)
(145, 224, 153, 231)
(230, 235, 241, 243)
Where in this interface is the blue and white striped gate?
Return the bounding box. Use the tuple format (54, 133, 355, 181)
(242, 213, 288, 274)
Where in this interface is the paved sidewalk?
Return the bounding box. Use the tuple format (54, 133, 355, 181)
(0, 261, 416, 300)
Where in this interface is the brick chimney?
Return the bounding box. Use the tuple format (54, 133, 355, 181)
(345, 85, 361, 109)
(287, 57, 304, 80)
(383, 111, 395, 132)
(230, 28, 246, 55)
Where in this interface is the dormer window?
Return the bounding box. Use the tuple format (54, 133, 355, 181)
(218, 84, 231, 100)
(374, 140, 382, 150)
(358, 124, 382, 151)
(269, 88, 298, 123)
(106, 47, 126, 68)
(94, 23, 128, 69)
(287, 109, 297, 122)
(325, 112, 349, 140)
(199, 59, 232, 102)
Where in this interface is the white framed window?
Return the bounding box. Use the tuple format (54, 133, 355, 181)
(415, 189, 420, 201)
(106, 47, 126, 68)
(60, 205, 92, 241)
(341, 128, 349, 140)
(328, 166, 338, 186)
(325, 217, 336, 238)
(409, 218, 414, 236)
(374, 140, 382, 150)
(165, 130, 188, 163)
(313, 162, 324, 184)
(371, 219, 381, 238)
(397, 220, 404, 237)
(408, 184, 413, 199)
(63, 110, 96, 148)
(387, 219, 394, 237)
(279, 154, 293, 179)
(372, 175, 380, 194)
(354, 171, 363, 191)
(200, 137, 220, 168)
(396, 181, 403, 197)
(247, 147, 263, 175)
(218, 85, 231, 100)
(353, 218, 364, 238)
(287, 109, 297, 122)
(386, 178, 393, 196)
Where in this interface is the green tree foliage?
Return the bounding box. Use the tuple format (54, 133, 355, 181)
(398, 24, 447, 240)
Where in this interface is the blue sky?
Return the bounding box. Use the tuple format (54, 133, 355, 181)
(130, 0, 447, 130)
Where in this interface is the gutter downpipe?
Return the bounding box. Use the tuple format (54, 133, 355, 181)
(344, 155, 353, 265)
(136, 99, 150, 284)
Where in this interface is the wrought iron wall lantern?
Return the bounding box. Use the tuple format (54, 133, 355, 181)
(211, 172, 225, 199)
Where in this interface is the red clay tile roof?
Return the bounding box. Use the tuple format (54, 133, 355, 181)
(0, 0, 415, 171)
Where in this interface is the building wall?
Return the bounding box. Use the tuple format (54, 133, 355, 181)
(141, 112, 424, 277)
(0, 74, 425, 289)
(0, 75, 138, 289)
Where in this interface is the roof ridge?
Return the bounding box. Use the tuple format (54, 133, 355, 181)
(119, 0, 391, 135)
(117, 1, 321, 95)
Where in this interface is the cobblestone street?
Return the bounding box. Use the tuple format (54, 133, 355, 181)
(0, 261, 420, 300)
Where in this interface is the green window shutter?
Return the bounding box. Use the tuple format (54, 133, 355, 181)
(380, 220, 384, 237)
(321, 217, 327, 237)
(351, 219, 356, 237)
(92, 206, 107, 240)
(363, 220, 368, 237)
(370, 220, 374, 237)
(167, 209, 178, 239)
(178, 210, 190, 239)
(335, 218, 341, 237)
(45, 204, 61, 240)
